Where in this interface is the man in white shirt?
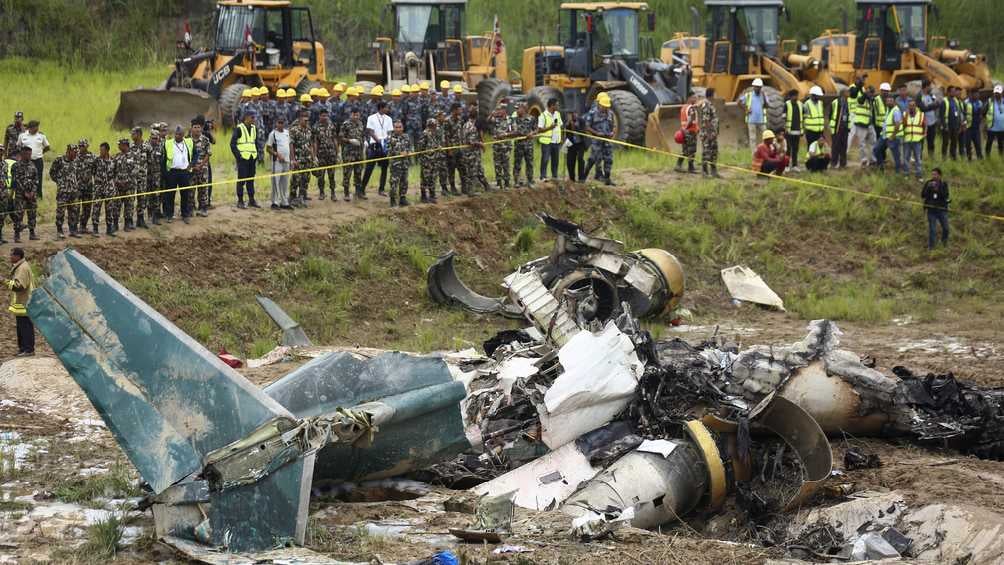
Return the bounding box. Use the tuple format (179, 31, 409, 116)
(362, 102, 393, 196)
(162, 125, 195, 223)
(17, 121, 49, 198)
(266, 116, 292, 209)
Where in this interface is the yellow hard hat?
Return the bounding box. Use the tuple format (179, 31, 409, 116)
(762, 130, 775, 141)
(371, 85, 385, 96)
(257, 86, 269, 96)
(300, 93, 313, 103)
(453, 84, 463, 93)
(598, 95, 612, 108)
(419, 82, 430, 91)
(333, 83, 346, 93)
(319, 88, 331, 97)
(440, 80, 450, 90)
(346, 87, 359, 97)
(391, 89, 402, 97)
(241, 88, 254, 98)
(308, 87, 321, 97)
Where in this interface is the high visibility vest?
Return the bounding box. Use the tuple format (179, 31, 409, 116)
(829, 99, 848, 131)
(236, 123, 258, 159)
(873, 97, 888, 127)
(963, 100, 973, 125)
(744, 91, 767, 124)
(164, 137, 194, 167)
(785, 100, 800, 131)
(680, 104, 699, 133)
(538, 111, 563, 145)
(803, 99, 825, 133)
(853, 94, 872, 126)
(3, 159, 13, 189)
(903, 111, 925, 142)
(884, 108, 903, 140)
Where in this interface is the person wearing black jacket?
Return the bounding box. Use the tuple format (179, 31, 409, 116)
(565, 111, 588, 182)
(921, 167, 949, 250)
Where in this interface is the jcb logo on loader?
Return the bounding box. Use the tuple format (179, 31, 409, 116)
(213, 66, 231, 86)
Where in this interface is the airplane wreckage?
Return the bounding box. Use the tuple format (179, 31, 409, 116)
(26, 217, 1004, 562)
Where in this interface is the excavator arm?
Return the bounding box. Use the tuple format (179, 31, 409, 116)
(910, 49, 969, 91)
(761, 55, 807, 98)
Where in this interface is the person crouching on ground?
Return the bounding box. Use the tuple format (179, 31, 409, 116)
(753, 130, 789, 177)
(806, 136, 832, 172)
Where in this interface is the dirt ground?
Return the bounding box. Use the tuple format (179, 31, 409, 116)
(0, 179, 1001, 564)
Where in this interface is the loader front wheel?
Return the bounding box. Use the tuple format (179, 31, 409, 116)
(476, 78, 512, 125)
(527, 86, 562, 118)
(219, 83, 247, 128)
(739, 85, 785, 134)
(297, 79, 322, 98)
(606, 90, 647, 146)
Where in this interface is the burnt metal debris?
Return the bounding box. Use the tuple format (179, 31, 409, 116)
(27, 245, 1004, 559)
(428, 213, 687, 325)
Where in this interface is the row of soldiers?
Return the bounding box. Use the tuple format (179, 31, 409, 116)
(0, 121, 217, 240)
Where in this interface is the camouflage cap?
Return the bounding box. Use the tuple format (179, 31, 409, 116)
(118, 138, 130, 146)
(14, 111, 23, 119)
(426, 118, 437, 127)
(78, 139, 89, 147)
(66, 144, 76, 151)
(130, 126, 143, 135)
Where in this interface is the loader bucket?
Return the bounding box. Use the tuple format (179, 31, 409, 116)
(644, 104, 680, 154)
(113, 88, 219, 130)
(717, 100, 749, 148)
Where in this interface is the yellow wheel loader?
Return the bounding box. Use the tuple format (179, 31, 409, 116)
(518, 2, 691, 151)
(114, 0, 327, 130)
(355, 0, 513, 121)
(661, 0, 838, 142)
(809, 0, 992, 94)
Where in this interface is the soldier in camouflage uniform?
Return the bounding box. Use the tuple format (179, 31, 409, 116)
(11, 146, 39, 242)
(405, 90, 425, 147)
(145, 126, 164, 224)
(289, 110, 315, 207)
(461, 113, 489, 195)
(675, 95, 699, 175)
(417, 118, 440, 203)
(312, 109, 339, 200)
(128, 127, 149, 228)
(3, 112, 24, 157)
(488, 104, 513, 189)
(50, 144, 81, 238)
(113, 138, 137, 232)
(387, 120, 413, 207)
(511, 103, 536, 187)
(75, 139, 97, 234)
(92, 142, 115, 236)
(190, 121, 213, 216)
(434, 112, 451, 196)
(443, 103, 466, 195)
(584, 99, 615, 185)
(0, 146, 9, 242)
(697, 91, 721, 178)
(340, 107, 365, 201)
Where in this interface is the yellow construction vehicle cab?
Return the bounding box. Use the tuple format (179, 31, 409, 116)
(114, 0, 326, 129)
(812, 0, 992, 93)
(355, 0, 512, 120)
(519, 2, 692, 150)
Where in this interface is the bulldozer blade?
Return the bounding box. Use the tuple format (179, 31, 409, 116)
(113, 88, 219, 130)
(644, 100, 749, 153)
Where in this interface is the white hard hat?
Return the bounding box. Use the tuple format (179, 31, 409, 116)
(879, 82, 892, 92)
(995, 85, 1003, 94)
(809, 86, 824, 96)
(752, 78, 765, 87)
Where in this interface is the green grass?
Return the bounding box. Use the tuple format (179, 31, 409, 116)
(82, 515, 124, 560)
(52, 460, 141, 505)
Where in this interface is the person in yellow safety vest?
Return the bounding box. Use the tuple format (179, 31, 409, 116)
(873, 94, 905, 174)
(872, 83, 892, 139)
(230, 111, 260, 209)
(902, 98, 927, 180)
(851, 83, 878, 167)
(783, 90, 804, 171)
(162, 125, 196, 223)
(537, 98, 563, 181)
(829, 88, 851, 168)
(802, 86, 826, 149)
(5, 247, 34, 356)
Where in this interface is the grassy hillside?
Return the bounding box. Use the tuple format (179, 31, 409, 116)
(1, 1, 1000, 73)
